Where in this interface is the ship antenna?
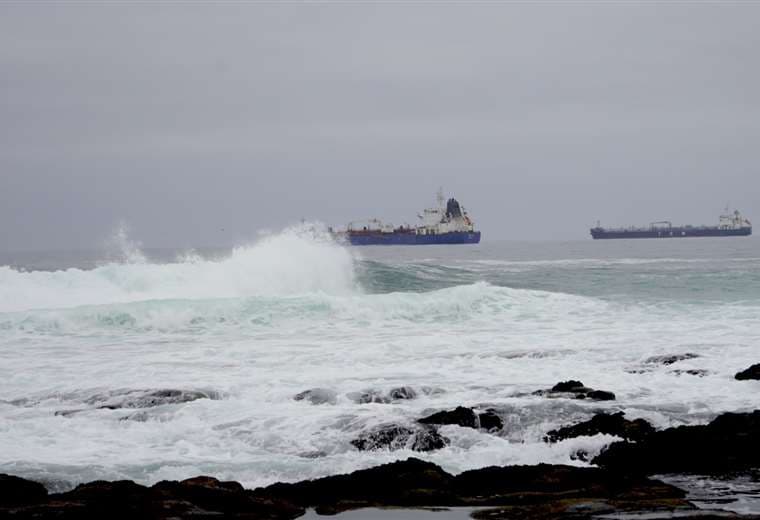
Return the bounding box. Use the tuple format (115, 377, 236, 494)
(437, 187, 444, 208)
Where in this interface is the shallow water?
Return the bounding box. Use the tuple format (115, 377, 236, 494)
(1, 227, 758, 493)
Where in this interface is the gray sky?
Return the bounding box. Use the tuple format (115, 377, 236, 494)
(1, 1, 758, 250)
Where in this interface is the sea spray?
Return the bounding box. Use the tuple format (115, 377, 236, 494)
(0, 223, 358, 313)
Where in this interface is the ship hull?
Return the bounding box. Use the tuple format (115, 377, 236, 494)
(341, 231, 481, 246)
(591, 227, 751, 239)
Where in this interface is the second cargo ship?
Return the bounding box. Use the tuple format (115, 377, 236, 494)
(333, 191, 481, 245)
(591, 210, 752, 239)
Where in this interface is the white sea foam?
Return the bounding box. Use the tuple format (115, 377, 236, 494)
(1, 233, 760, 492)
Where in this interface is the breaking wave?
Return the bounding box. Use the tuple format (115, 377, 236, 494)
(0, 224, 358, 313)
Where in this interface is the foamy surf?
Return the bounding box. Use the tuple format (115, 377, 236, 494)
(1, 233, 759, 492)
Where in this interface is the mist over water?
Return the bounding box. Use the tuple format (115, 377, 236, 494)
(1, 227, 759, 492)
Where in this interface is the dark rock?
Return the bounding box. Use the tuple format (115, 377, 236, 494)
(418, 406, 502, 432)
(478, 409, 503, 431)
(0, 473, 47, 506)
(735, 363, 760, 381)
(570, 449, 590, 462)
(293, 388, 337, 405)
(645, 353, 700, 365)
(388, 386, 418, 400)
(2, 475, 304, 519)
(594, 410, 760, 474)
(153, 475, 303, 519)
(255, 458, 689, 516)
(551, 380, 589, 392)
(351, 424, 448, 452)
(1, 459, 694, 519)
(255, 458, 456, 513)
(419, 406, 478, 428)
(51, 479, 156, 518)
(536, 381, 616, 401)
(544, 412, 655, 443)
(585, 390, 616, 401)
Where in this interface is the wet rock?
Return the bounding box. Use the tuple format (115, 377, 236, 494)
(153, 475, 303, 518)
(0, 474, 47, 506)
(672, 369, 710, 377)
(1, 475, 305, 519)
(478, 409, 504, 431)
(255, 458, 689, 516)
(735, 363, 760, 381)
(594, 410, 760, 474)
(551, 380, 590, 393)
(255, 458, 456, 513)
(418, 406, 503, 432)
(351, 424, 449, 452)
(645, 353, 700, 365)
(293, 388, 338, 405)
(2, 460, 695, 519)
(388, 386, 418, 400)
(63, 389, 220, 414)
(107, 389, 214, 409)
(419, 406, 478, 428)
(570, 449, 590, 462)
(585, 390, 616, 401)
(50, 479, 156, 517)
(347, 389, 391, 404)
(544, 412, 655, 443)
(535, 381, 616, 401)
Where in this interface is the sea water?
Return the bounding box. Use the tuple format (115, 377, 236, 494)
(0, 226, 758, 493)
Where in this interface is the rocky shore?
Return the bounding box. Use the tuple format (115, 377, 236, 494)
(3, 408, 759, 518)
(0, 460, 696, 519)
(3, 369, 759, 519)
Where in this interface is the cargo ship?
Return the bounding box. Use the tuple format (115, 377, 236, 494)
(590, 210, 752, 239)
(332, 191, 481, 245)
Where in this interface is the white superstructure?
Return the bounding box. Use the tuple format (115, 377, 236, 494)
(343, 190, 477, 236)
(719, 209, 752, 230)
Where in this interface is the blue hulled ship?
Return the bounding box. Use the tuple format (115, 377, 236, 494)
(333, 191, 481, 246)
(591, 210, 752, 239)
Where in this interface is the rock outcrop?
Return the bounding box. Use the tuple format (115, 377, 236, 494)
(593, 410, 760, 474)
(351, 424, 449, 452)
(534, 380, 616, 401)
(735, 363, 760, 381)
(0, 475, 304, 519)
(418, 406, 504, 431)
(0, 456, 734, 519)
(544, 412, 655, 443)
(255, 458, 690, 516)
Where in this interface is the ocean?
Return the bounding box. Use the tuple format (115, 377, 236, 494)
(1, 226, 759, 496)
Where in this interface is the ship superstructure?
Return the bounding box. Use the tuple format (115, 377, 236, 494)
(333, 191, 481, 245)
(591, 209, 752, 239)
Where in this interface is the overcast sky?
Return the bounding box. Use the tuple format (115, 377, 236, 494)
(1, 1, 758, 250)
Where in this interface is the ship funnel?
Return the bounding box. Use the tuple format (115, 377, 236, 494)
(446, 198, 463, 219)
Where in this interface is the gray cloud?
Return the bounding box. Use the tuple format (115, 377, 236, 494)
(1, 2, 759, 250)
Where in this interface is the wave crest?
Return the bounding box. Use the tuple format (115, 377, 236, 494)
(0, 224, 358, 313)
